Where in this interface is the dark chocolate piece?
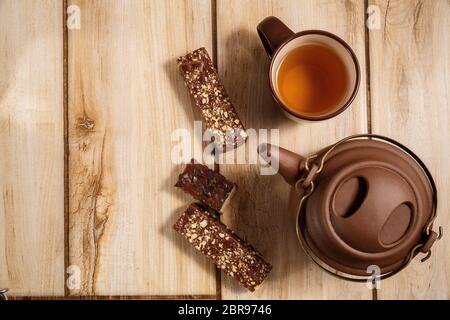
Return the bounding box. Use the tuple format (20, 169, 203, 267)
(175, 159, 236, 213)
(173, 204, 272, 291)
(178, 47, 247, 152)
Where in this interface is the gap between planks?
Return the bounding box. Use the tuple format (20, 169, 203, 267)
(211, 0, 223, 301)
(364, 0, 376, 299)
(364, 0, 373, 135)
(63, 0, 70, 298)
(9, 295, 217, 300)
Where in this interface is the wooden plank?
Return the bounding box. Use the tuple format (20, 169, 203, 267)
(217, 0, 370, 299)
(0, 0, 64, 296)
(369, 0, 450, 299)
(67, 0, 216, 295)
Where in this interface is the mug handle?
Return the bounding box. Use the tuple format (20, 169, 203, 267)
(257, 16, 294, 59)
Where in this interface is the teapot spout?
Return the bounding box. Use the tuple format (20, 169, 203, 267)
(258, 143, 305, 185)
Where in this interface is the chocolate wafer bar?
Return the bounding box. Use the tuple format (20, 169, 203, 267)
(175, 159, 236, 213)
(173, 203, 272, 291)
(178, 47, 247, 152)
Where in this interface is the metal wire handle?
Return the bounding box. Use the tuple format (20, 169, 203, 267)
(295, 133, 442, 282)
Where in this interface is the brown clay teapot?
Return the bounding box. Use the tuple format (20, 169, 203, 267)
(260, 134, 442, 280)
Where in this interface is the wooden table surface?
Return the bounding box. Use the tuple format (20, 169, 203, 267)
(0, 0, 449, 299)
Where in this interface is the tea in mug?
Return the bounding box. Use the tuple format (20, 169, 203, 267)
(276, 44, 348, 116)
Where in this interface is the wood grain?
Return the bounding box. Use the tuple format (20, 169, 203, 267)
(369, 0, 450, 299)
(67, 0, 216, 295)
(216, 0, 370, 299)
(0, 0, 64, 296)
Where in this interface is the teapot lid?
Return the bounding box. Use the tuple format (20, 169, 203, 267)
(299, 135, 438, 277)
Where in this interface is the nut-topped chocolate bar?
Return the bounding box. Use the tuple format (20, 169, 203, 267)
(178, 47, 247, 152)
(175, 159, 236, 213)
(174, 203, 272, 291)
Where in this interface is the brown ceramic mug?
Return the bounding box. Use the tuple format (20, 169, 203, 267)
(257, 16, 360, 121)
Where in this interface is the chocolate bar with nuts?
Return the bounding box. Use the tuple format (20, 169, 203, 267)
(178, 47, 247, 152)
(175, 159, 236, 213)
(173, 203, 272, 291)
